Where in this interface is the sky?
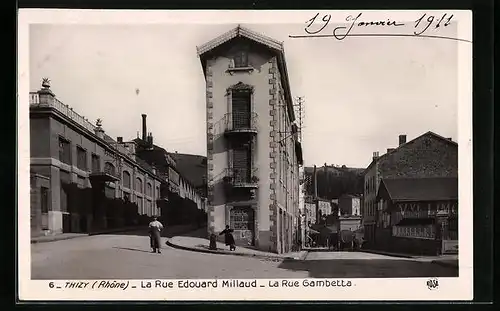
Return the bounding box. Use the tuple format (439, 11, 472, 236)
(29, 21, 459, 168)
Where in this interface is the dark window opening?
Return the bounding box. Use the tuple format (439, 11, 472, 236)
(91, 154, 100, 173)
(123, 171, 131, 188)
(41, 187, 49, 214)
(136, 177, 143, 192)
(233, 51, 248, 68)
(76, 147, 87, 170)
(58, 138, 71, 165)
(231, 91, 251, 129)
(105, 162, 116, 176)
(232, 142, 252, 183)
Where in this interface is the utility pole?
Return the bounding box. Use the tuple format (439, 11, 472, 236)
(294, 96, 304, 143)
(313, 165, 318, 224)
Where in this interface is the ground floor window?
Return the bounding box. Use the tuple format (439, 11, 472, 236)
(392, 225, 435, 239)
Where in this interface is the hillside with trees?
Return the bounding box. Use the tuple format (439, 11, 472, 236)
(304, 164, 364, 199)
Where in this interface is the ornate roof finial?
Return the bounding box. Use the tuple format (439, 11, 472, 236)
(41, 77, 51, 89)
(96, 118, 102, 127)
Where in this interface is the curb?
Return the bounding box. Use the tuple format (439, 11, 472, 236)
(88, 226, 144, 236)
(431, 260, 458, 268)
(31, 235, 86, 244)
(358, 249, 415, 259)
(31, 226, 144, 244)
(166, 239, 302, 261)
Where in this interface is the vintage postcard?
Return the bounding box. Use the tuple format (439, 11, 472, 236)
(18, 9, 473, 301)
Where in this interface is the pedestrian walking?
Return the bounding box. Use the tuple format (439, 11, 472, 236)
(219, 225, 236, 251)
(148, 216, 164, 253)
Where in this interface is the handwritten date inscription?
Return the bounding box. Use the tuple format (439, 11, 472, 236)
(305, 12, 454, 40)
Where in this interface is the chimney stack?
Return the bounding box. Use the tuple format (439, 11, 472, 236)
(372, 151, 379, 160)
(447, 137, 452, 141)
(147, 132, 153, 147)
(141, 114, 147, 141)
(117, 137, 123, 143)
(387, 148, 395, 153)
(399, 134, 407, 146)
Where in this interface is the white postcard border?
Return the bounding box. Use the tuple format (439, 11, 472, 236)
(18, 9, 473, 301)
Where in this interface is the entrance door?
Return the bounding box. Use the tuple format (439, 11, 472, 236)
(40, 186, 49, 230)
(230, 206, 255, 246)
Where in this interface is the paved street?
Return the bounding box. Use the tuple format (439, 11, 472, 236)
(31, 231, 308, 279)
(31, 231, 457, 279)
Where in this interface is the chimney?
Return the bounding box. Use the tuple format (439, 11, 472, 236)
(148, 132, 153, 147)
(372, 151, 379, 160)
(387, 148, 395, 153)
(117, 137, 123, 143)
(447, 137, 452, 141)
(141, 114, 147, 141)
(399, 134, 407, 146)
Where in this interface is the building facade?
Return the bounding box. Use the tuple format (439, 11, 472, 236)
(132, 116, 207, 223)
(376, 177, 458, 255)
(362, 132, 458, 252)
(339, 194, 361, 216)
(317, 199, 333, 218)
(198, 26, 303, 253)
(30, 82, 163, 236)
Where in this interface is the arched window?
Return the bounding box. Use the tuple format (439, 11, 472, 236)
(104, 162, 115, 176)
(147, 182, 152, 196)
(123, 171, 131, 188)
(136, 177, 143, 192)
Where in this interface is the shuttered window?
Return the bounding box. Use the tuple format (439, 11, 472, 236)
(231, 91, 251, 129)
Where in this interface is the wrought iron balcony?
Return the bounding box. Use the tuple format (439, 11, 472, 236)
(222, 167, 259, 188)
(89, 168, 120, 183)
(223, 112, 258, 136)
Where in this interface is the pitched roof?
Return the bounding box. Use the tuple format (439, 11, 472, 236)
(365, 131, 458, 173)
(168, 152, 207, 189)
(197, 25, 295, 123)
(378, 177, 458, 202)
(197, 25, 283, 56)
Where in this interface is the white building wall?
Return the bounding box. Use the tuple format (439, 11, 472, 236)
(208, 47, 274, 238)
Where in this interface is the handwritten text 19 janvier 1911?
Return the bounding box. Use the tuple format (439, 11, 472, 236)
(297, 12, 455, 41)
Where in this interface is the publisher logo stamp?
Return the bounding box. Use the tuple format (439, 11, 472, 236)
(426, 278, 439, 290)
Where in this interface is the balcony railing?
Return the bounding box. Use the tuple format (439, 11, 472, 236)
(30, 92, 97, 135)
(223, 167, 259, 188)
(223, 112, 258, 135)
(89, 168, 120, 183)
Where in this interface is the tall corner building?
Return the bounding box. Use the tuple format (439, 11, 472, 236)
(197, 25, 303, 254)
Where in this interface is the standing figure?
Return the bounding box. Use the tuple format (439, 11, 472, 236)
(148, 217, 164, 253)
(219, 225, 236, 251)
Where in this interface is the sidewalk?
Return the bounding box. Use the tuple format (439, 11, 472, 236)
(31, 226, 144, 244)
(31, 224, 200, 244)
(359, 249, 415, 258)
(360, 249, 458, 266)
(166, 235, 308, 261)
(31, 233, 89, 244)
